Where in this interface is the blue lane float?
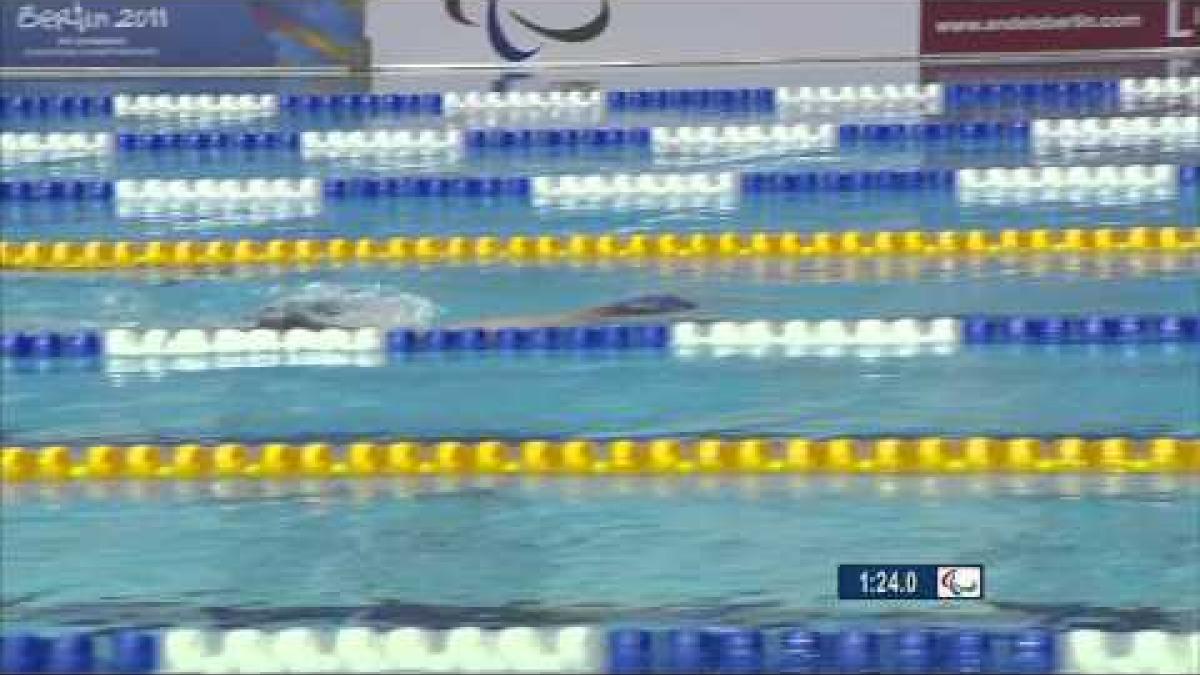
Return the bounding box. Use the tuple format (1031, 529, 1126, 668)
(961, 315, 1200, 344)
(836, 121, 1032, 144)
(942, 80, 1120, 109)
(606, 87, 778, 112)
(0, 332, 103, 359)
(0, 180, 114, 202)
(322, 176, 532, 199)
(280, 92, 444, 114)
(389, 325, 672, 353)
(0, 95, 114, 117)
(465, 127, 654, 150)
(114, 132, 302, 151)
(3, 316, 1197, 361)
(740, 169, 958, 192)
(1, 630, 157, 674)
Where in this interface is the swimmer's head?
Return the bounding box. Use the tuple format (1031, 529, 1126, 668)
(585, 294, 698, 319)
(253, 301, 335, 330)
(254, 305, 287, 329)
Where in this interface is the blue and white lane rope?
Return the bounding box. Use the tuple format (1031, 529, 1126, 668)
(3, 115, 1195, 163)
(2, 77, 1197, 120)
(2, 166, 1194, 213)
(2, 626, 1197, 674)
(2, 316, 1197, 361)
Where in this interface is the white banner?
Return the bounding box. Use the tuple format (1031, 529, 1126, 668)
(367, 0, 921, 68)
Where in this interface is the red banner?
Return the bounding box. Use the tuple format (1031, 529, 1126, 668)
(922, 0, 1198, 54)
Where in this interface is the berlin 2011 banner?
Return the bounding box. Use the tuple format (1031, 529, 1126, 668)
(0, 0, 370, 68)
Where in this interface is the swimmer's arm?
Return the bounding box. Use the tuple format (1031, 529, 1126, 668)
(443, 296, 705, 330)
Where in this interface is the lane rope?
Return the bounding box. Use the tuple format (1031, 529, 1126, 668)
(3, 625, 1195, 674)
(3, 166, 1194, 211)
(3, 437, 1196, 481)
(2, 77, 1196, 119)
(2, 228, 1197, 270)
(6, 116, 1195, 164)
(2, 316, 1198, 362)
(0, 624, 1195, 667)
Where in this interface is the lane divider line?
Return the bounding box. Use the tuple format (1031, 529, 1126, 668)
(4, 78, 1196, 119)
(3, 228, 1196, 270)
(3, 625, 1197, 674)
(2, 316, 1196, 362)
(3, 437, 1196, 481)
(2, 166, 1194, 210)
(5, 116, 1194, 164)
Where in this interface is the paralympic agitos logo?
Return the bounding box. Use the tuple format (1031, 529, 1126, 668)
(444, 0, 610, 61)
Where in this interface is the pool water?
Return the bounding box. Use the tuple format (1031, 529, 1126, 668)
(1, 68, 1198, 634)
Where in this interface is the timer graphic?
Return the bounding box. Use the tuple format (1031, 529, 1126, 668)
(860, 568, 920, 597)
(838, 565, 985, 600)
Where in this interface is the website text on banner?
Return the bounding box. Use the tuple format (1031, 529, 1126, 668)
(922, 0, 1198, 54)
(0, 0, 369, 68)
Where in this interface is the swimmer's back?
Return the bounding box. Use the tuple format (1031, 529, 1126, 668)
(254, 293, 698, 330)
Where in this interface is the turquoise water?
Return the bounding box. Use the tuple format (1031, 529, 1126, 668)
(2, 71, 1198, 632)
(4, 478, 1197, 632)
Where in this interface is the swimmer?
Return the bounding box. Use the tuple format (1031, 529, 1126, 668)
(252, 293, 699, 331)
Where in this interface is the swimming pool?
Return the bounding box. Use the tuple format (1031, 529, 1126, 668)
(1, 65, 1198, 673)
